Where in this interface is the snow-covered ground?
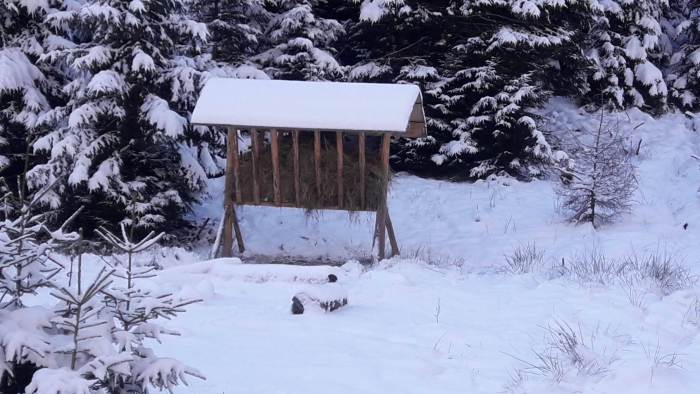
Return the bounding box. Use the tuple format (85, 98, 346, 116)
(139, 101, 700, 393)
(155, 258, 700, 393)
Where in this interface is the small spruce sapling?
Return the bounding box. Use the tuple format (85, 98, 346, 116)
(96, 224, 204, 392)
(0, 151, 85, 391)
(0, 179, 82, 308)
(27, 231, 133, 393)
(555, 107, 637, 228)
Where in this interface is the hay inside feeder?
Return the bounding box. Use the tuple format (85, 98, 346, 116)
(231, 132, 391, 211)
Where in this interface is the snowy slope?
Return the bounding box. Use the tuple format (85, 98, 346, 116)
(149, 100, 700, 393)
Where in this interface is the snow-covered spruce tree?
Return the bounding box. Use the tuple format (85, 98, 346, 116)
(667, 0, 700, 109)
(555, 108, 637, 228)
(32, 265, 136, 394)
(0, 0, 81, 205)
(0, 144, 84, 308)
(431, 0, 597, 178)
(95, 224, 203, 392)
(330, 0, 456, 173)
(254, 0, 344, 80)
(34, 0, 212, 239)
(19, 226, 203, 393)
(586, 0, 670, 114)
(0, 49, 47, 186)
(0, 186, 81, 308)
(0, 164, 82, 392)
(188, 0, 267, 63)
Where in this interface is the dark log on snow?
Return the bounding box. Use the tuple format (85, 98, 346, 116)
(291, 294, 347, 315)
(291, 276, 347, 314)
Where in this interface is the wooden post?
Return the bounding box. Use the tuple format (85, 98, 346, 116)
(336, 131, 343, 209)
(376, 134, 391, 260)
(222, 136, 235, 258)
(230, 127, 242, 204)
(251, 128, 260, 204)
(359, 132, 366, 210)
(293, 130, 301, 205)
(270, 129, 281, 205)
(223, 128, 245, 257)
(314, 130, 321, 203)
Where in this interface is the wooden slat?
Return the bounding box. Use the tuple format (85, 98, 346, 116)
(252, 201, 372, 211)
(377, 133, 391, 260)
(293, 130, 301, 205)
(336, 131, 343, 209)
(256, 201, 364, 212)
(359, 132, 366, 210)
(270, 129, 281, 205)
(314, 130, 321, 203)
(251, 129, 260, 204)
(230, 128, 242, 203)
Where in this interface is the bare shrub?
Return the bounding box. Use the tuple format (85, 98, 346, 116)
(499, 243, 545, 275)
(554, 108, 637, 228)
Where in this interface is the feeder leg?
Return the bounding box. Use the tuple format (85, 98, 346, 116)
(222, 203, 245, 256)
(222, 203, 233, 257)
(232, 204, 245, 253)
(223, 127, 244, 257)
(386, 210, 399, 257)
(211, 211, 226, 259)
(376, 133, 391, 261)
(376, 204, 387, 261)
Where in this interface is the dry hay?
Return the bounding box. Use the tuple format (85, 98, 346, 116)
(230, 131, 390, 212)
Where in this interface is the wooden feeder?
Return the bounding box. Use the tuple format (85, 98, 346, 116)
(190, 78, 426, 260)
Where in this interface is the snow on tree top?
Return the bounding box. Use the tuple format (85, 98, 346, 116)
(191, 78, 426, 136)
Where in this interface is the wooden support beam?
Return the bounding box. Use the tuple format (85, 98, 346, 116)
(231, 204, 245, 253)
(229, 127, 242, 204)
(254, 201, 371, 211)
(371, 208, 380, 251)
(222, 131, 236, 257)
(386, 210, 399, 257)
(270, 129, 281, 206)
(293, 130, 301, 205)
(377, 133, 391, 260)
(337, 131, 343, 209)
(314, 130, 321, 203)
(359, 132, 366, 210)
(222, 127, 246, 257)
(251, 129, 260, 204)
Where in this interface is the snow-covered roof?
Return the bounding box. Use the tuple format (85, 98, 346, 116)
(190, 78, 426, 136)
